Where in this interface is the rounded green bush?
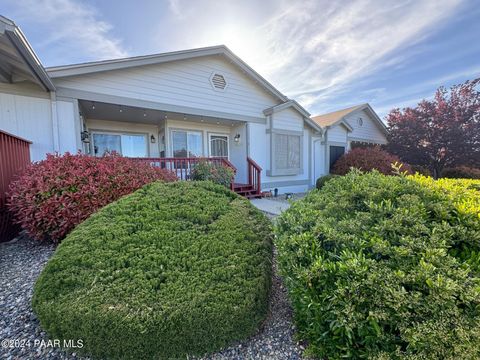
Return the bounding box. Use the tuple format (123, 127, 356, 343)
(32, 181, 273, 359)
(315, 174, 338, 189)
(276, 170, 480, 359)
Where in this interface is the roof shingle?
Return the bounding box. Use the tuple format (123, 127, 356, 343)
(311, 104, 367, 127)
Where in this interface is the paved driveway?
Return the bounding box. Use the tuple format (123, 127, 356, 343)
(250, 198, 291, 216)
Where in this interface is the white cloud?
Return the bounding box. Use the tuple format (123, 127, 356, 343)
(161, 0, 464, 111)
(259, 0, 464, 99)
(4, 0, 127, 64)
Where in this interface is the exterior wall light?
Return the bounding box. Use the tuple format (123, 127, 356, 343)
(150, 135, 156, 143)
(81, 131, 90, 143)
(234, 133, 241, 143)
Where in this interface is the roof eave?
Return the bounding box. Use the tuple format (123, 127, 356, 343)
(363, 104, 389, 135)
(263, 100, 310, 118)
(304, 117, 323, 134)
(0, 17, 55, 91)
(263, 100, 320, 133)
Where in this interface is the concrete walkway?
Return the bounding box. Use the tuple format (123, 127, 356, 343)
(250, 198, 291, 216)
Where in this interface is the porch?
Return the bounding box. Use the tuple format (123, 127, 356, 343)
(77, 100, 263, 197)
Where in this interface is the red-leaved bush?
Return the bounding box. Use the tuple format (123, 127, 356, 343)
(7, 152, 177, 242)
(441, 166, 480, 179)
(332, 146, 412, 176)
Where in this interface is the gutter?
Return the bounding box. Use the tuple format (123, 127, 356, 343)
(1, 16, 55, 92)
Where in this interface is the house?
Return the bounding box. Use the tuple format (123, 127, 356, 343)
(311, 104, 389, 178)
(0, 15, 387, 196)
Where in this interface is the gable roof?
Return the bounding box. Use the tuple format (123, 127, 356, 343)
(264, 100, 322, 134)
(0, 15, 55, 91)
(312, 103, 388, 135)
(46, 44, 321, 131)
(47, 45, 289, 102)
(263, 99, 310, 118)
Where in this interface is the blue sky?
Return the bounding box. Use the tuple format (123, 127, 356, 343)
(2, 0, 480, 117)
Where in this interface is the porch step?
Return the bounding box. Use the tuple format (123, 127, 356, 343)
(233, 183, 253, 191)
(233, 183, 263, 199)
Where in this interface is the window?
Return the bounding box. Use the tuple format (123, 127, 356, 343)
(171, 130, 202, 158)
(269, 132, 303, 176)
(209, 134, 229, 159)
(92, 132, 147, 157)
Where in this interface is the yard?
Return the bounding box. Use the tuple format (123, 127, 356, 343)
(1, 170, 305, 359)
(1, 152, 479, 359)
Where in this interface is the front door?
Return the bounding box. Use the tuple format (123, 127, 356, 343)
(209, 134, 229, 159)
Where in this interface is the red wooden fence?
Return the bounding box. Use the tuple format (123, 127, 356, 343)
(0, 130, 31, 242)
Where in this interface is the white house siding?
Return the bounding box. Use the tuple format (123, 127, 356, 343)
(247, 121, 268, 175)
(272, 107, 304, 132)
(57, 100, 81, 154)
(313, 136, 326, 183)
(85, 119, 160, 157)
(0, 85, 54, 162)
(248, 107, 311, 194)
(344, 109, 387, 144)
(52, 55, 280, 120)
(327, 125, 348, 144)
(229, 123, 248, 183)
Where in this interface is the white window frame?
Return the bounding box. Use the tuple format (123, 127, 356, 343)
(169, 129, 204, 158)
(90, 130, 149, 158)
(208, 132, 229, 160)
(267, 129, 304, 176)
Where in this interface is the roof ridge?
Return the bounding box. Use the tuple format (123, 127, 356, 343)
(45, 45, 228, 71)
(311, 103, 367, 119)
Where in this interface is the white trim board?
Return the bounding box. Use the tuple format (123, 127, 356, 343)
(55, 87, 267, 124)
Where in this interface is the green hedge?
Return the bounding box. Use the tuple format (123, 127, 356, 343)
(276, 170, 480, 359)
(32, 181, 273, 359)
(315, 174, 338, 190)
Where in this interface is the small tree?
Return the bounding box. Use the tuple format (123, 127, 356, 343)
(386, 78, 480, 178)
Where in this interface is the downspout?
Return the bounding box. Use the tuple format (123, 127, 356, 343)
(50, 92, 60, 153)
(324, 128, 329, 174)
(313, 137, 323, 185)
(268, 114, 273, 176)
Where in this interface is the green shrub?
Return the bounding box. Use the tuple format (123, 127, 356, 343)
(32, 181, 273, 359)
(190, 160, 235, 187)
(410, 175, 480, 272)
(276, 170, 480, 359)
(315, 174, 338, 189)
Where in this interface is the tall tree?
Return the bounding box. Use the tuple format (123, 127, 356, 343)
(386, 78, 480, 178)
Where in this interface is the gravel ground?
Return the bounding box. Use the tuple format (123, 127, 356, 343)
(0, 223, 305, 360)
(198, 247, 306, 360)
(0, 234, 86, 359)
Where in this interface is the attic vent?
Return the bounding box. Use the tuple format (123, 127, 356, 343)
(210, 73, 227, 91)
